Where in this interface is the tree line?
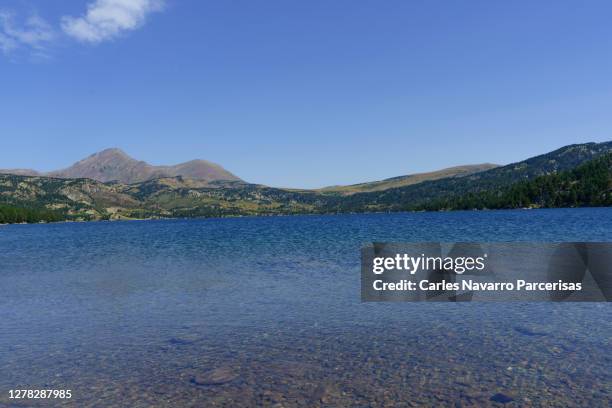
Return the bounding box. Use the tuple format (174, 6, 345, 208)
(0, 204, 62, 224)
(415, 153, 611, 211)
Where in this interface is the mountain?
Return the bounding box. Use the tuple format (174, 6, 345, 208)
(0, 141, 609, 223)
(1, 148, 496, 192)
(0, 173, 322, 221)
(0, 168, 42, 177)
(415, 152, 612, 211)
(319, 164, 498, 195)
(48, 148, 241, 184)
(1, 148, 241, 184)
(326, 141, 612, 212)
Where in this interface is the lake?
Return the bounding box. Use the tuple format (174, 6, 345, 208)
(1, 208, 611, 407)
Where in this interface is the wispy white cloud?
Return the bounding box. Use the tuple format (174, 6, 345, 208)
(61, 0, 164, 43)
(0, 31, 18, 54)
(0, 1, 164, 58)
(0, 11, 55, 55)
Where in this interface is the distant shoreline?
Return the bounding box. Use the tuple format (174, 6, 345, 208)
(2, 206, 610, 227)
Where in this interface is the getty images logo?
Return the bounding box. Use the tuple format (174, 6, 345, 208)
(363, 242, 612, 302)
(372, 253, 488, 275)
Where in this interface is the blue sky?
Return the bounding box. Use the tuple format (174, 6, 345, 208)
(1, 0, 611, 188)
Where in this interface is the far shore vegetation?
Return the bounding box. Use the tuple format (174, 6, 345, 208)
(1, 152, 610, 225)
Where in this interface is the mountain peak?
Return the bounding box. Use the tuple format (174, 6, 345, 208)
(41, 148, 241, 184)
(82, 148, 135, 163)
(95, 147, 130, 157)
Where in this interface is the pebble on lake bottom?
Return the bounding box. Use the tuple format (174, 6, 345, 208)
(191, 367, 239, 386)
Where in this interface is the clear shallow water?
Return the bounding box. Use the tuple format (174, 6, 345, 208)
(0, 208, 610, 407)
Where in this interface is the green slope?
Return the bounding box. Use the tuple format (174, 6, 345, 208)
(416, 152, 612, 211)
(324, 141, 612, 212)
(319, 163, 498, 194)
(0, 141, 610, 223)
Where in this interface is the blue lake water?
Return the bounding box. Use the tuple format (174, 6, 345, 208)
(1, 208, 611, 407)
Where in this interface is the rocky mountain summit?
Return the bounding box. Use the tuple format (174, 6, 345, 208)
(1, 148, 240, 184)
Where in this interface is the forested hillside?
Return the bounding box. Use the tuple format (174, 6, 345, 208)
(415, 153, 612, 211)
(0, 142, 610, 224)
(0, 204, 61, 224)
(323, 142, 612, 212)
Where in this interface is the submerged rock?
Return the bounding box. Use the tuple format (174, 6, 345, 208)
(168, 337, 195, 346)
(191, 367, 239, 386)
(489, 393, 515, 404)
(312, 384, 330, 403)
(514, 325, 550, 337)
